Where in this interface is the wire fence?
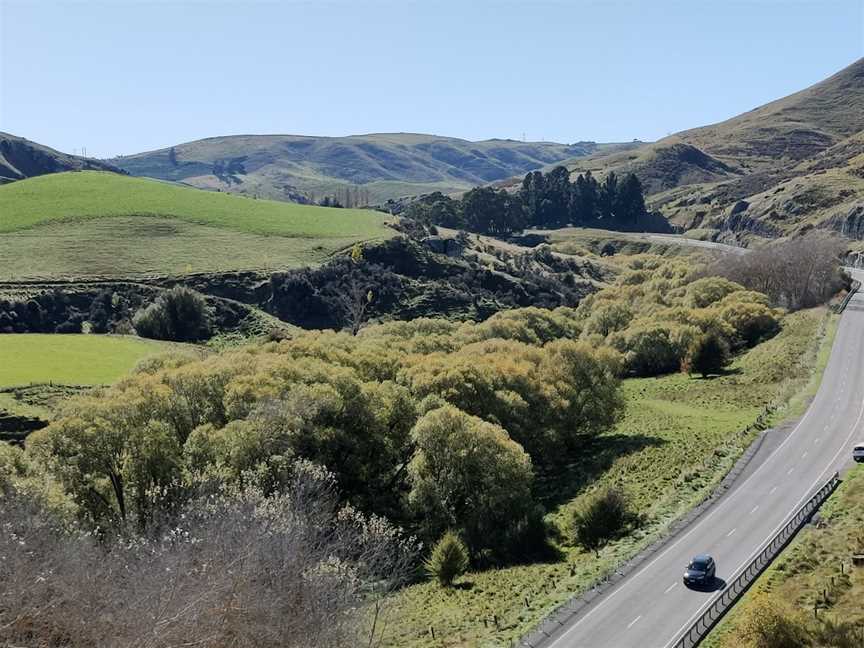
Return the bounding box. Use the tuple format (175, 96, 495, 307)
(671, 471, 841, 648)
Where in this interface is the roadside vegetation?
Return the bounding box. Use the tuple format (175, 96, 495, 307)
(704, 467, 864, 648)
(0, 249, 843, 647)
(547, 227, 707, 261)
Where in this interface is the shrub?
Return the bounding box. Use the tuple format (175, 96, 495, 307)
(0, 470, 416, 648)
(683, 332, 730, 378)
(407, 405, 534, 559)
(0, 443, 29, 489)
(609, 323, 694, 377)
(583, 302, 633, 338)
(685, 277, 743, 308)
(739, 593, 811, 648)
(133, 286, 213, 342)
(571, 487, 638, 556)
(425, 531, 470, 587)
(717, 300, 781, 347)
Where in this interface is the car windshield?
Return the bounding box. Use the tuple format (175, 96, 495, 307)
(689, 560, 708, 570)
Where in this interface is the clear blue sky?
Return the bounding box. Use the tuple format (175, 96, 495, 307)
(1, 0, 862, 158)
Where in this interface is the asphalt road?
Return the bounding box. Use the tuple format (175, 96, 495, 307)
(641, 234, 748, 256)
(545, 274, 864, 648)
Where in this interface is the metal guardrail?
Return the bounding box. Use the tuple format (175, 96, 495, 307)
(671, 471, 841, 648)
(833, 280, 860, 313)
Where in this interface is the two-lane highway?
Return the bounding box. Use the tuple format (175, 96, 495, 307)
(544, 278, 864, 648)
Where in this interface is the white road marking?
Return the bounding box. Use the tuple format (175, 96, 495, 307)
(627, 615, 642, 629)
(787, 468, 795, 475)
(727, 528, 737, 537)
(769, 486, 778, 495)
(815, 438, 820, 444)
(664, 583, 676, 594)
(802, 452, 808, 459)
(749, 505, 759, 515)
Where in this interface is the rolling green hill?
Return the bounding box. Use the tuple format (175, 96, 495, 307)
(549, 58, 864, 245)
(0, 171, 392, 279)
(0, 132, 119, 183)
(108, 133, 607, 204)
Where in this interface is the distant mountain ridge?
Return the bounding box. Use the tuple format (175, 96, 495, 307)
(0, 132, 119, 183)
(108, 133, 619, 204)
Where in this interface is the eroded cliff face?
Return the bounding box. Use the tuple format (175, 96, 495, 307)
(826, 204, 864, 240)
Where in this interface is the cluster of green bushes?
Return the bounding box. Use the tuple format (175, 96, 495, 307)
(0, 288, 133, 334)
(21, 310, 622, 567)
(577, 256, 783, 378)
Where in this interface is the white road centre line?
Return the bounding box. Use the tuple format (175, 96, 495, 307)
(802, 452, 808, 459)
(749, 505, 759, 515)
(664, 583, 676, 594)
(727, 528, 737, 537)
(787, 468, 795, 475)
(627, 615, 642, 629)
(769, 486, 778, 495)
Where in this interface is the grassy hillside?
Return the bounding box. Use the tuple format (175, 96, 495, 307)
(0, 334, 184, 387)
(0, 132, 118, 183)
(677, 59, 864, 168)
(562, 142, 740, 195)
(542, 58, 864, 245)
(0, 171, 392, 279)
(109, 133, 603, 204)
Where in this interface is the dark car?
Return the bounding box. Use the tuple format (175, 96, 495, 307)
(683, 554, 716, 586)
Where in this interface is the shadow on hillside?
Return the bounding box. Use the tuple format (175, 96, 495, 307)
(534, 433, 666, 512)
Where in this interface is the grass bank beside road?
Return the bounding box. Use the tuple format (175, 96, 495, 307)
(383, 308, 838, 647)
